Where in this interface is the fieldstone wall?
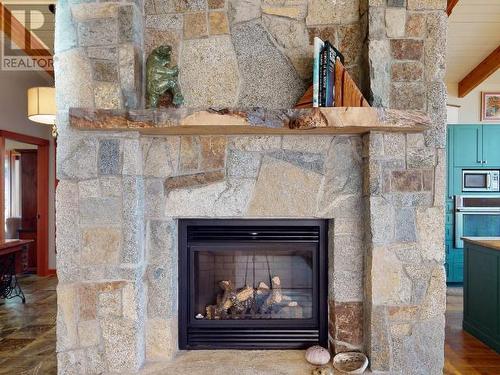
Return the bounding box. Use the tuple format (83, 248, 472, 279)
(54, 130, 366, 372)
(143, 134, 365, 359)
(54, 0, 447, 374)
(365, 0, 447, 373)
(54, 1, 146, 372)
(144, 0, 369, 107)
(55, 1, 143, 110)
(368, 0, 447, 147)
(363, 132, 446, 373)
(55, 129, 147, 372)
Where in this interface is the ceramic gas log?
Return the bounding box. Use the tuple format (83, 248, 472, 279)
(203, 277, 301, 320)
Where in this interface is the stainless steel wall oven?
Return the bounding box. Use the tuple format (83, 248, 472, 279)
(455, 195, 500, 248)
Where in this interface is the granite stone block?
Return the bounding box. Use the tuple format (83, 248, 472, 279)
(231, 20, 306, 108)
(78, 18, 118, 47)
(99, 139, 121, 175)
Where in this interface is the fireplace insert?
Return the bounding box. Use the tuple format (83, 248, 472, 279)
(178, 219, 328, 349)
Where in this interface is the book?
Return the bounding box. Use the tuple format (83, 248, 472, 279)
(325, 43, 345, 107)
(319, 45, 328, 107)
(312, 37, 324, 108)
(324, 41, 335, 107)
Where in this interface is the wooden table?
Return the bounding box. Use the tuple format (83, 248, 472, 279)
(0, 239, 32, 303)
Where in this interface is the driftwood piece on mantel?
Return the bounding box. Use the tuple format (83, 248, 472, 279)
(69, 107, 431, 135)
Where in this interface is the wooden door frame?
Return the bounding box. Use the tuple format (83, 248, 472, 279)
(0, 130, 51, 276)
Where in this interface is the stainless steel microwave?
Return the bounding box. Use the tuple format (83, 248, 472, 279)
(462, 170, 500, 192)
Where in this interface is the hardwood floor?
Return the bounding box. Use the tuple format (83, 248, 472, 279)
(0, 275, 56, 374)
(444, 286, 500, 375)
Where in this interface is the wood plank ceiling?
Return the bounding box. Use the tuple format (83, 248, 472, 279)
(446, 0, 500, 94)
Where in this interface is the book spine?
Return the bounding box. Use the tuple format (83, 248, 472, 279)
(326, 45, 335, 107)
(320, 47, 328, 107)
(312, 37, 324, 108)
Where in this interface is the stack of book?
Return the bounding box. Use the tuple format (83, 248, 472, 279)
(312, 37, 344, 108)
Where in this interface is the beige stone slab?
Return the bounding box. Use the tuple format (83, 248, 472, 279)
(137, 350, 339, 375)
(247, 156, 322, 217)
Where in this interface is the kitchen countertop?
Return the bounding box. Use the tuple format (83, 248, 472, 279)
(462, 237, 500, 251)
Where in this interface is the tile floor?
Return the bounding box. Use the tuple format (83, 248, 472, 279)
(0, 275, 57, 374)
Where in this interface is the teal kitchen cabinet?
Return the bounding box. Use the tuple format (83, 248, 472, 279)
(482, 126, 500, 167)
(447, 128, 454, 199)
(445, 124, 500, 283)
(452, 125, 482, 168)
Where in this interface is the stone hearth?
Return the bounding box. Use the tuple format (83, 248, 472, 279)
(137, 350, 340, 374)
(54, 0, 447, 374)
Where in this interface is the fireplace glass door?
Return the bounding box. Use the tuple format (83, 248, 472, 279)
(179, 219, 328, 349)
(193, 244, 315, 321)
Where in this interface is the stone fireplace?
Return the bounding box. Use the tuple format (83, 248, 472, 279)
(54, 0, 447, 374)
(178, 219, 328, 349)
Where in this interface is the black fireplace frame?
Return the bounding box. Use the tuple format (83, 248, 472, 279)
(178, 219, 328, 350)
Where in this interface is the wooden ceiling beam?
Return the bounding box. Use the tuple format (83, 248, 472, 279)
(0, 3, 54, 78)
(447, 0, 459, 16)
(458, 45, 500, 98)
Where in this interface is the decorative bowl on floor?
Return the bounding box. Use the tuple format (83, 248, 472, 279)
(332, 352, 368, 374)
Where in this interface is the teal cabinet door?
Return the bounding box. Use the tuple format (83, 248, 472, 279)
(482, 125, 500, 167)
(447, 127, 454, 199)
(453, 125, 483, 167)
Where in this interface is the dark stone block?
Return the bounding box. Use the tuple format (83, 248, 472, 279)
(118, 5, 140, 44)
(391, 170, 423, 192)
(387, 0, 406, 7)
(199, 136, 226, 170)
(391, 61, 424, 82)
(98, 139, 121, 175)
(164, 170, 225, 191)
(390, 39, 424, 61)
(422, 169, 434, 191)
(330, 301, 364, 349)
(92, 60, 118, 82)
(395, 208, 417, 242)
(267, 150, 325, 174)
(307, 26, 337, 46)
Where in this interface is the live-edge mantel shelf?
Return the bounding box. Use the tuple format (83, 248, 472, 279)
(69, 107, 430, 135)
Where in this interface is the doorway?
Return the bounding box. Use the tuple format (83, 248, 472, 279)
(0, 130, 50, 276)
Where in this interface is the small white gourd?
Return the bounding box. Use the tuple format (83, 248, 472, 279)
(305, 345, 331, 366)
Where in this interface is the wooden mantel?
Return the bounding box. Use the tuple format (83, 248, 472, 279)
(69, 107, 430, 135)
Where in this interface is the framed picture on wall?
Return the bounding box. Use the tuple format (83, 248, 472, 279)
(481, 92, 500, 122)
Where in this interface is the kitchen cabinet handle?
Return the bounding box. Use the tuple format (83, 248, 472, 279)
(484, 160, 488, 165)
(477, 128, 481, 164)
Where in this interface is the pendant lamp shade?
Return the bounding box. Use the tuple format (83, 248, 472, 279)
(27, 87, 56, 125)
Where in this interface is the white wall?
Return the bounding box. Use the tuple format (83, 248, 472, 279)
(447, 70, 500, 124)
(0, 68, 57, 270)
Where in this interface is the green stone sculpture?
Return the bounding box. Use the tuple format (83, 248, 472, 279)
(146, 45, 184, 108)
